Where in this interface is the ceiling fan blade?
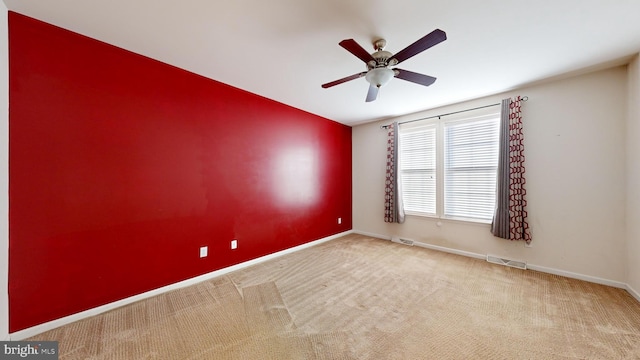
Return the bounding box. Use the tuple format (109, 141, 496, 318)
(365, 84, 379, 102)
(393, 68, 437, 87)
(391, 29, 447, 65)
(339, 39, 376, 64)
(322, 72, 367, 88)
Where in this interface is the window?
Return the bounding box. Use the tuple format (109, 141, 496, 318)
(399, 112, 499, 222)
(399, 124, 437, 215)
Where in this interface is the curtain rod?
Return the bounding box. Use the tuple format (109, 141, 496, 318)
(380, 96, 528, 129)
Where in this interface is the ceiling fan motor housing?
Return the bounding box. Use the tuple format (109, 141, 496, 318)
(367, 49, 396, 71)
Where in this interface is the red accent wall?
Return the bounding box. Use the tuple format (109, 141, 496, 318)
(8, 12, 352, 332)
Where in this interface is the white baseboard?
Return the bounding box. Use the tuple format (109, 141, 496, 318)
(351, 230, 391, 241)
(352, 230, 485, 260)
(352, 229, 637, 301)
(10, 230, 353, 340)
(627, 284, 640, 303)
(413, 241, 486, 260)
(525, 264, 627, 289)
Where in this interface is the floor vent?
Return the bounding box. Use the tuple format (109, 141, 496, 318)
(486, 255, 527, 270)
(391, 237, 414, 246)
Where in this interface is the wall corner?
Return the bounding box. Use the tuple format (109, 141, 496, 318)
(1, 2, 10, 341)
(626, 53, 640, 296)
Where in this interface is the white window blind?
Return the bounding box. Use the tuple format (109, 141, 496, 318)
(399, 125, 436, 215)
(398, 113, 499, 223)
(444, 117, 499, 221)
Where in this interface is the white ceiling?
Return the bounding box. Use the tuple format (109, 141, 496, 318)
(4, 0, 640, 126)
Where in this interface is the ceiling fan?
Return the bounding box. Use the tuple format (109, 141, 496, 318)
(321, 29, 447, 102)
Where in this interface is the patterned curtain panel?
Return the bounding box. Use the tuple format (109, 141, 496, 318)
(384, 122, 405, 223)
(491, 97, 531, 244)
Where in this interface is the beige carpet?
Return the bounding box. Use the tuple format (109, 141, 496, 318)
(28, 234, 640, 359)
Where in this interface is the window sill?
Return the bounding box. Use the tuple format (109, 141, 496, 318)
(404, 211, 492, 226)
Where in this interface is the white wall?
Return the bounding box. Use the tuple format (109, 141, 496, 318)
(1, 3, 10, 340)
(353, 66, 628, 284)
(627, 55, 640, 298)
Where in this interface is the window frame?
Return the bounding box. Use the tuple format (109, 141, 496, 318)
(399, 110, 500, 224)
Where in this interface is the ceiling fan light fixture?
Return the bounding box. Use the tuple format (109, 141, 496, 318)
(365, 68, 394, 88)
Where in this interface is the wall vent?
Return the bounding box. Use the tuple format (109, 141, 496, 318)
(486, 255, 527, 270)
(391, 236, 414, 246)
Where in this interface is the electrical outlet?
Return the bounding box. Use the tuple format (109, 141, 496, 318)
(338, 217, 342, 224)
(199, 246, 208, 258)
(231, 239, 238, 250)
